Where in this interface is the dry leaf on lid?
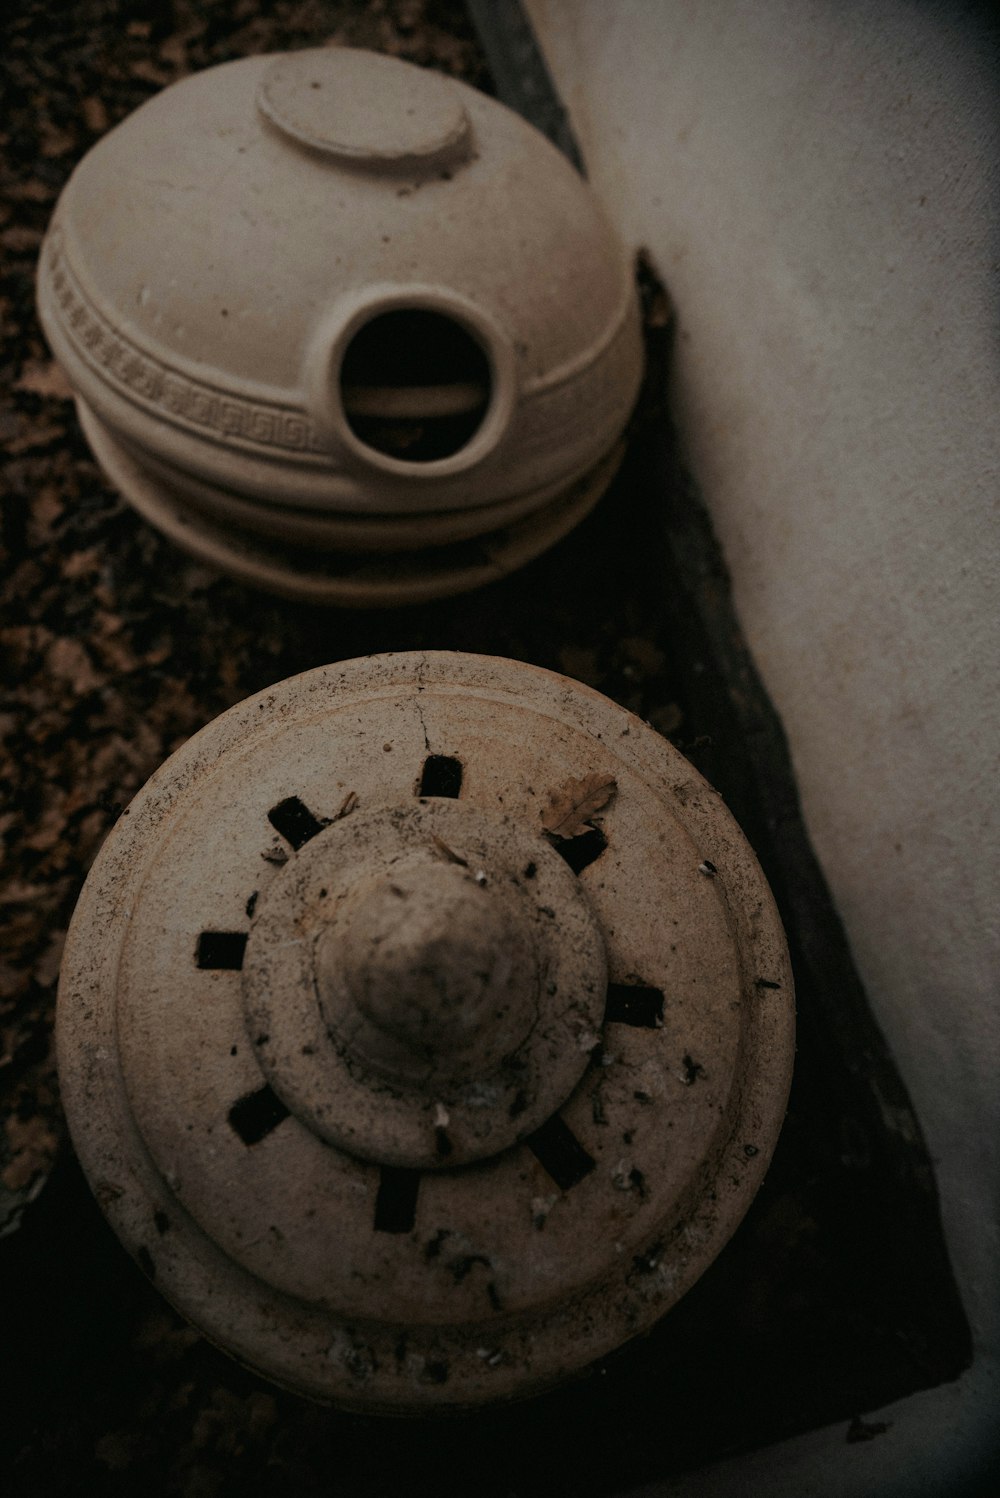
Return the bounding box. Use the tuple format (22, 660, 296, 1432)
(540, 772, 617, 839)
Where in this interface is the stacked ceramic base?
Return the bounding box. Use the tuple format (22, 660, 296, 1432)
(38, 48, 644, 606)
(74, 398, 628, 607)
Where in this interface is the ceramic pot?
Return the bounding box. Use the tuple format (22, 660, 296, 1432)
(57, 652, 794, 1412)
(37, 49, 644, 604)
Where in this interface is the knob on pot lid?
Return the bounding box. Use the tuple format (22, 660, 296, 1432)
(57, 653, 794, 1412)
(256, 48, 472, 168)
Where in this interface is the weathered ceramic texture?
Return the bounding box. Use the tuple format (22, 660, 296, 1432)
(36, 48, 643, 603)
(77, 401, 622, 607)
(57, 653, 794, 1412)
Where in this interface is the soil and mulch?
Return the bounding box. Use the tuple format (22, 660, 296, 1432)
(0, 2, 973, 1495)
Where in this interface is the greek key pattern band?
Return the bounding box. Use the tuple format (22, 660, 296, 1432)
(45, 230, 329, 458)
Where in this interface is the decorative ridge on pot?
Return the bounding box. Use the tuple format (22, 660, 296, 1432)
(57, 652, 795, 1413)
(37, 48, 644, 605)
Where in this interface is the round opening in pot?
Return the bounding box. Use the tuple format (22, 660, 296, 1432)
(339, 308, 492, 463)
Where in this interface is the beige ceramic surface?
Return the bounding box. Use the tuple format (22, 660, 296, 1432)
(36, 47, 643, 601)
(58, 653, 794, 1412)
(78, 403, 621, 607)
(102, 420, 583, 554)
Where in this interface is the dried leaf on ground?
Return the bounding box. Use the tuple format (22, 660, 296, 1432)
(7, 422, 66, 454)
(81, 95, 110, 133)
(2, 1110, 60, 1193)
(1, 225, 43, 254)
(39, 122, 77, 158)
(46, 636, 103, 694)
(540, 772, 617, 839)
(15, 359, 74, 400)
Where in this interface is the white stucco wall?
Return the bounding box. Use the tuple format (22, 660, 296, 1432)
(523, 1, 999, 1491)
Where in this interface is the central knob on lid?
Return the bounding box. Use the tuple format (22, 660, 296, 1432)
(316, 856, 537, 1089)
(256, 49, 473, 170)
(240, 801, 608, 1168)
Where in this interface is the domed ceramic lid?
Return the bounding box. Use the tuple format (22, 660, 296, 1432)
(57, 653, 794, 1412)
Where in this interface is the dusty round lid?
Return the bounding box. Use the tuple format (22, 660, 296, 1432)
(256, 49, 472, 168)
(57, 653, 794, 1413)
